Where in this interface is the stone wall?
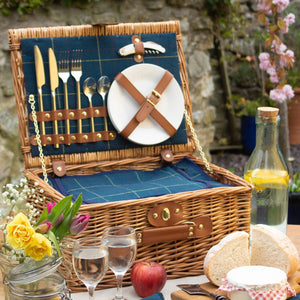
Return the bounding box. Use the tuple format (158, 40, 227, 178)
(0, 0, 220, 187)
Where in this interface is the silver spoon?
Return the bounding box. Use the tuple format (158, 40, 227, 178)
(97, 76, 111, 132)
(83, 77, 97, 133)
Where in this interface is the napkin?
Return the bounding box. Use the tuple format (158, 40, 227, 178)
(142, 292, 164, 300)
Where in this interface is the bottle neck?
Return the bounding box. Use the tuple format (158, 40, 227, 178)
(255, 116, 279, 148)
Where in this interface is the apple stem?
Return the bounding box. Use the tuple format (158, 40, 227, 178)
(115, 274, 124, 299)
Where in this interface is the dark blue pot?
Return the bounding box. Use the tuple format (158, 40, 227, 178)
(241, 115, 256, 155)
(288, 192, 300, 224)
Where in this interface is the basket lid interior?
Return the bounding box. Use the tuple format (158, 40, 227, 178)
(8, 21, 195, 170)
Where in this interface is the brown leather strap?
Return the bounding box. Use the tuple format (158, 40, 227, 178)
(115, 71, 177, 139)
(135, 70, 173, 123)
(137, 216, 212, 245)
(52, 160, 66, 177)
(132, 35, 144, 63)
(30, 131, 117, 146)
(29, 106, 107, 122)
(148, 202, 183, 227)
(160, 149, 174, 165)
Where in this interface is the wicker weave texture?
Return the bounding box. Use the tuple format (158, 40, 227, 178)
(8, 21, 195, 170)
(8, 21, 252, 293)
(25, 154, 252, 292)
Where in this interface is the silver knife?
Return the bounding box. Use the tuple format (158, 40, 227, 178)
(48, 48, 59, 148)
(177, 284, 227, 300)
(34, 45, 46, 145)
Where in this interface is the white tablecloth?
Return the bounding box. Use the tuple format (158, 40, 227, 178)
(71, 275, 209, 300)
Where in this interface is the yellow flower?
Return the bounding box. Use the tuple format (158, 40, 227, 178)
(24, 233, 52, 261)
(6, 212, 35, 249)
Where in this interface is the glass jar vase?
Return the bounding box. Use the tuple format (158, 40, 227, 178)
(5, 272, 71, 300)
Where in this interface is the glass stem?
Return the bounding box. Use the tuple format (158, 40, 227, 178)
(115, 274, 124, 299)
(88, 286, 95, 300)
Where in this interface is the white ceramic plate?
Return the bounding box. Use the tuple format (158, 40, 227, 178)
(107, 63, 184, 145)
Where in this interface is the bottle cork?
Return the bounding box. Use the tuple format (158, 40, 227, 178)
(257, 107, 279, 122)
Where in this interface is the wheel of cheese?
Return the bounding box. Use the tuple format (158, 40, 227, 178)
(203, 231, 250, 286)
(251, 224, 299, 277)
(225, 266, 289, 300)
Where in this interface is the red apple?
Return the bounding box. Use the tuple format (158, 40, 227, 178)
(131, 261, 167, 297)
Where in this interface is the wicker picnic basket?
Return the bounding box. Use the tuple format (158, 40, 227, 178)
(8, 20, 252, 292)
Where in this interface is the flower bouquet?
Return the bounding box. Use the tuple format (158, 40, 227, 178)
(0, 177, 89, 276)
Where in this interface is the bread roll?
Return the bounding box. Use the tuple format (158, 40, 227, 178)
(251, 224, 299, 277)
(204, 231, 250, 286)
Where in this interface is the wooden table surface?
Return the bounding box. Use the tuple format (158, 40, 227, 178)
(1, 225, 299, 299)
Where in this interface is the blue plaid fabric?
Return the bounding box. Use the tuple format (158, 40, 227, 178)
(48, 157, 232, 204)
(20, 33, 187, 157)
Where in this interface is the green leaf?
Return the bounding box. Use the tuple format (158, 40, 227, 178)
(51, 194, 82, 240)
(47, 230, 61, 257)
(35, 208, 48, 226)
(70, 193, 83, 218)
(48, 195, 72, 225)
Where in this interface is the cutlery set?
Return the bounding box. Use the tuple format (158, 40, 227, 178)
(33, 46, 113, 148)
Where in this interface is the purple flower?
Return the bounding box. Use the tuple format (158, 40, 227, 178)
(36, 221, 52, 234)
(46, 202, 63, 226)
(47, 202, 56, 214)
(70, 214, 90, 235)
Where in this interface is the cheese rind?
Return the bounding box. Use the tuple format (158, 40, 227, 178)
(227, 265, 287, 291)
(226, 266, 287, 300)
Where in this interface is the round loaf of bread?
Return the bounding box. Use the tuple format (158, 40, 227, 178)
(204, 231, 250, 286)
(250, 224, 299, 277)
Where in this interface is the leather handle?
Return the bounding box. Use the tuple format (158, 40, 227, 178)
(136, 216, 212, 245)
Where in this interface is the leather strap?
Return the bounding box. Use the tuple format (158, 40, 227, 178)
(29, 106, 107, 122)
(52, 160, 66, 177)
(160, 149, 174, 165)
(137, 216, 212, 245)
(30, 130, 116, 146)
(132, 35, 144, 63)
(148, 202, 183, 227)
(115, 71, 177, 139)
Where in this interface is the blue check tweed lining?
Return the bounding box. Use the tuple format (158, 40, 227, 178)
(48, 157, 232, 204)
(21, 32, 187, 157)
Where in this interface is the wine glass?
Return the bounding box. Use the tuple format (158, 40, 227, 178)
(72, 237, 108, 300)
(102, 226, 137, 300)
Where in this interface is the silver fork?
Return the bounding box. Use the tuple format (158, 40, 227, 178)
(71, 50, 83, 134)
(58, 52, 71, 144)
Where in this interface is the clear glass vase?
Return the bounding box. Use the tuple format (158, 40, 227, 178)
(58, 237, 74, 281)
(0, 251, 20, 300)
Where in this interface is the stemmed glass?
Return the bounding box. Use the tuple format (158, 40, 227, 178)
(102, 226, 137, 300)
(72, 237, 108, 300)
